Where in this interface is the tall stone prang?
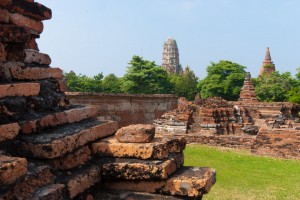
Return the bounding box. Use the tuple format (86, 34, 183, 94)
(259, 47, 276, 76)
(0, 1, 215, 199)
(239, 72, 258, 102)
(162, 37, 182, 74)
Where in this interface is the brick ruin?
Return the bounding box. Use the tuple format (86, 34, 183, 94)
(154, 74, 300, 159)
(0, 1, 216, 199)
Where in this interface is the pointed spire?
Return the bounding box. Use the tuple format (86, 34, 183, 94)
(264, 47, 272, 61)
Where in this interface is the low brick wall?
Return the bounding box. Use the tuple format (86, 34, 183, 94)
(66, 92, 178, 127)
(184, 133, 256, 150)
(252, 129, 300, 160)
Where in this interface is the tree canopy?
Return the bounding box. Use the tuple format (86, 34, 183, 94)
(121, 55, 172, 94)
(197, 60, 246, 100)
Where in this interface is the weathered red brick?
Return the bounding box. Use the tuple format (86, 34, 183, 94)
(104, 167, 216, 198)
(9, 12, 44, 33)
(57, 164, 101, 199)
(29, 184, 67, 200)
(0, 123, 20, 142)
(17, 120, 118, 158)
(101, 153, 184, 180)
(0, 82, 40, 98)
(24, 49, 51, 65)
(49, 146, 92, 170)
(0, 8, 9, 23)
(0, 0, 12, 7)
(0, 155, 27, 186)
(115, 124, 155, 143)
(0, 42, 6, 62)
(57, 79, 68, 92)
(10, 65, 63, 80)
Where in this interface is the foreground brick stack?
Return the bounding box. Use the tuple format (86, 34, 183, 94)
(238, 72, 258, 102)
(0, 1, 216, 199)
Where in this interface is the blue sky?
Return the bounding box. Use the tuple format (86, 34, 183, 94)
(37, 0, 300, 79)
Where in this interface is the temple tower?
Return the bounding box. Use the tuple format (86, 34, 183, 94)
(259, 47, 276, 76)
(162, 37, 182, 74)
(239, 72, 258, 102)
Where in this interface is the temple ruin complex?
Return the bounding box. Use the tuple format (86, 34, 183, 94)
(0, 1, 215, 199)
(162, 37, 182, 74)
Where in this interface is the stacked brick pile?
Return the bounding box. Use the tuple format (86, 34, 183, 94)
(0, 1, 215, 199)
(238, 72, 258, 102)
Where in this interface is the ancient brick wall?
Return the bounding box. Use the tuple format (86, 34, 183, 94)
(252, 129, 300, 160)
(66, 92, 178, 127)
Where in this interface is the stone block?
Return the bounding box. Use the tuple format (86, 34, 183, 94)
(0, 43, 6, 62)
(0, 9, 9, 24)
(101, 153, 184, 180)
(104, 167, 216, 199)
(0, 25, 31, 42)
(0, 83, 40, 98)
(20, 106, 100, 134)
(115, 124, 155, 143)
(49, 146, 92, 170)
(1, 163, 54, 199)
(10, 65, 63, 80)
(57, 164, 101, 199)
(56, 79, 68, 92)
(24, 49, 51, 65)
(16, 119, 118, 159)
(29, 184, 67, 200)
(0, 123, 20, 142)
(9, 12, 44, 33)
(92, 136, 185, 160)
(0, 155, 27, 186)
(5, 0, 52, 21)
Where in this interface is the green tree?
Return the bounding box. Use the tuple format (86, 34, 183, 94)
(121, 55, 172, 94)
(253, 71, 298, 102)
(197, 60, 246, 100)
(102, 74, 121, 93)
(64, 71, 103, 92)
(170, 66, 198, 100)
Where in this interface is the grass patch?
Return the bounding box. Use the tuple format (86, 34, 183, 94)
(184, 144, 300, 200)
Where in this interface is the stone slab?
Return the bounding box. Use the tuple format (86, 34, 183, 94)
(0, 82, 40, 98)
(56, 164, 101, 199)
(20, 105, 100, 134)
(29, 184, 67, 200)
(24, 49, 51, 65)
(9, 12, 44, 33)
(1, 162, 54, 199)
(91, 136, 186, 160)
(100, 153, 184, 180)
(3, 0, 52, 21)
(115, 124, 155, 143)
(10, 65, 63, 80)
(15, 119, 118, 159)
(0, 123, 20, 142)
(0, 25, 29, 44)
(104, 167, 216, 199)
(0, 155, 27, 186)
(49, 145, 92, 170)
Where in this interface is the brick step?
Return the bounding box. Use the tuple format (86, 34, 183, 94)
(55, 163, 101, 199)
(14, 119, 118, 159)
(91, 136, 186, 160)
(28, 184, 67, 200)
(0, 123, 20, 142)
(1, 62, 63, 81)
(0, 0, 52, 21)
(0, 155, 27, 192)
(103, 166, 216, 199)
(18, 105, 99, 134)
(99, 153, 184, 180)
(1, 162, 54, 199)
(0, 82, 40, 99)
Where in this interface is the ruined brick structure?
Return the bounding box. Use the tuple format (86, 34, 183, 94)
(0, 1, 215, 199)
(259, 47, 276, 76)
(239, 72, 258, 102)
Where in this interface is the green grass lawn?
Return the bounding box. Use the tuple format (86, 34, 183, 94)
(184, 144, 300, 200)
